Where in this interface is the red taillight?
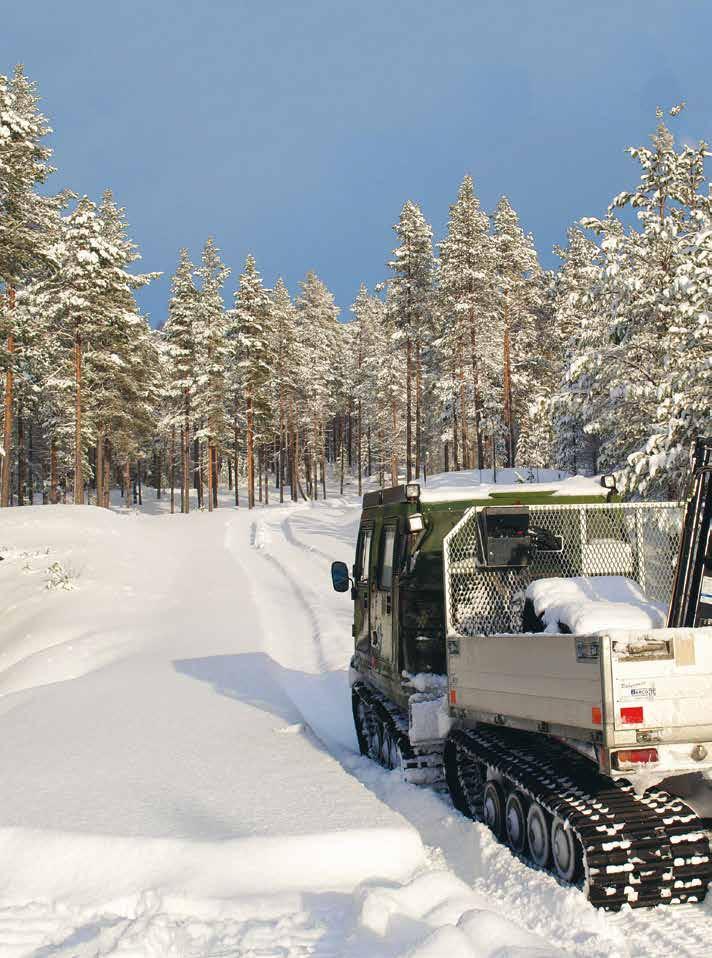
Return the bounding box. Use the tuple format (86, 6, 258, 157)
(620, 706, 644, 725)
(612, 748, 658, 769)
(591, 706, 602, 725)
(449, 689, 457, 705)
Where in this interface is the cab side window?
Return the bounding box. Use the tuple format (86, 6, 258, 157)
(379, 525, 397, 590)
(356, 528, 373, 582)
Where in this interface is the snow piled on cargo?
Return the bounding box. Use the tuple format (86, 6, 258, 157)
(526, 575, 667, 633)
(419, 467, 607, 502)
(0, 491, 708, 955)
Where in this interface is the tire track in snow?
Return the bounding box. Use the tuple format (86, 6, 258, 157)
(248, 518, 329, 674)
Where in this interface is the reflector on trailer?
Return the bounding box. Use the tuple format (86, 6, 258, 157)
(620, 706, 644, 724)
(612, 748, 658, 769)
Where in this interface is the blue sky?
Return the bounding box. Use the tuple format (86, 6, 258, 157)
(3, 1, 710, 324)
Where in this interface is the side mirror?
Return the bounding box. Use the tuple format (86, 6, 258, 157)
(331, 560, 351, 593)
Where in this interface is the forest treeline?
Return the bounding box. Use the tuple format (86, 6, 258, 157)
(1, 67, 710, 511)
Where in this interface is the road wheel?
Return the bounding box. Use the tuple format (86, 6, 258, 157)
(482, 780, 506, 841)
(527, 802, 551, 868)
(551, 816, 582, 883)
(505, 790, 528, 854)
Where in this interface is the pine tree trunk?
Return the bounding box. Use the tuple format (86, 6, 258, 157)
(182, 392, 190, 513)
(17, 408, 24, 506)
(390, 398, 398, 486)
(469, 312, 483, 469)
(96, 433, 104, 508)
(27, 419, 33, 504)
(234, 418, 239, 507)
(74, 329, 83, 504)
(458, 341, 469, 471)
(406, 338, 412, 481)
(503, 299, 515, 467)
(357, 400, 362, 496)
(258, 445, 263, 503)
(453, 402, 460, 471)
(264, 448, 269, 505)
(207, 440, 214, 512)
(170, 426, 176, 514)
(196, 438, 203, 508)
(138, 460, 143, 506)
(124, 460, 130, 508)
(444, 440, 450, 472)
(50, 438, 58, 505)
(157, 446, 162, 500)
(1, 288, 15, 508)
(104, 438, 111, 508)
(246, 390, 254, 509)
(340, 415, 345, 495)
(279, 387, 285, 504)
(415, 340, 422, 479)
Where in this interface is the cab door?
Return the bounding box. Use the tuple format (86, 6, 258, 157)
(372, 521, 398, 673)
(353, 525, 373, 656)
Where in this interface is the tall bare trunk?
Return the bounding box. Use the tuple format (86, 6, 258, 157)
(74, 330, 83, 504)
(503, 293, 514, 467)
(156, 446, 162, 501)
(246, 390, 254, 508)
(320, 419, 327, 499)
(453, 401, 460, 471)
(1, 288, 15, 508)
(340, 414, 345, 495)
(17, 408, 24, 505)
(357, 400, 362, 496)
(279, 387, 285, 504)
(415, 340, 422, 479)
(458, 340, 469, 471)
(406, 338, 412, 481)
(390, 398, 398, 486)
(124, 460, 130, 508)
(469, 311, 483, 469)
(182, 391, 190, 513)
(103, 438, 111, 508)
(96, 433, 104, 507)
(234, 417, 239, 507)
(170, 426, 176, 514)
(207, 439, 214, 512)
(50, 438, 58, 504)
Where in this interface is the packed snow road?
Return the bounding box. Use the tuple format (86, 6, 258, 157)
(0, 490, 711, 956)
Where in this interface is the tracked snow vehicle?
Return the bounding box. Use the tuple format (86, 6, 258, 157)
(331, 442, 712, 909)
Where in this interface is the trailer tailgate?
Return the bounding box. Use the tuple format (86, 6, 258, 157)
(608, 627, 712, 736)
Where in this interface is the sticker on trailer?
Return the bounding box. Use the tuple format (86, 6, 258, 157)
(617, 680, 657, 699)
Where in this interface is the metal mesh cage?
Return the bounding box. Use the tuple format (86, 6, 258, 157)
(443, 502, 682, 637)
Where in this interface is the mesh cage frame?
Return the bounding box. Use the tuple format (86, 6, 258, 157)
(443, 502, 682, 638)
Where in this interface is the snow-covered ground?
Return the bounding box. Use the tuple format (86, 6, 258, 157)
(0, 481, 711, 956)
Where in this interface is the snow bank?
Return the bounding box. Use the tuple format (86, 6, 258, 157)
(419, 468, 606, 503)
(526, 575, 667, 633)
(0, 824, 423, 904)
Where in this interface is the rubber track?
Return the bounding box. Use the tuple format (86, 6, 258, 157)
(352, 681, 443, 785)
(450, 726, 712, 910)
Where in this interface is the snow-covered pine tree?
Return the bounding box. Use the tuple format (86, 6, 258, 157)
(578, 107, 711, 494)
(230, 254, 273, 508)
(37, 195, 158, 505)
(439, 175, 496, 469)
(91, 190, 160, 508)
(492, 196, 544, 467)
(295, 272, 340, 498)
(269, 278, 297, 502)
(546, 226, 602, 473)
(163, 249, 198, 513)
(0, 65, 64, 507)
(194, 238, 230, 510)
(387, 201, 435, 480)
(350, 284, 396, 487)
